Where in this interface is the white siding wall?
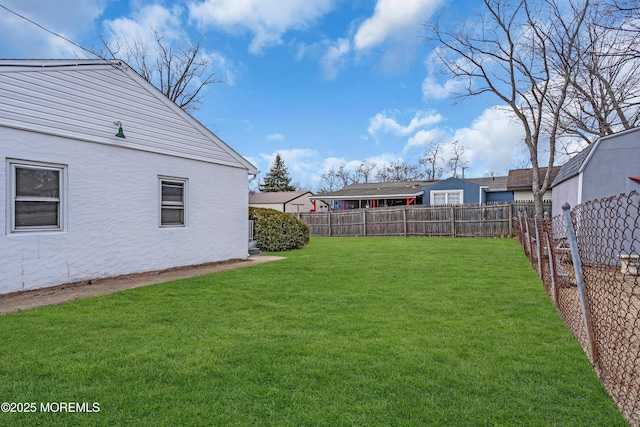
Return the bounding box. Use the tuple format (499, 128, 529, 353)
(250, 197, 315, 215)
(284, 197, 315, 215)
(551, 175, 580, 217)
(1, 128, 248, 294)
(0, 63, 249, 169)
(250, 203, 285, 212)
(513, 190, 552, 202)
(582, 133, 640, 202)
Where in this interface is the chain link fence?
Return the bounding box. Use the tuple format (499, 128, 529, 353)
(516, 191, 640, 426)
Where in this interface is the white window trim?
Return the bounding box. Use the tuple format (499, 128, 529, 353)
(430, 189, 463, 206)
(159, 176, 188, 228)
(6, 159, 67, 234)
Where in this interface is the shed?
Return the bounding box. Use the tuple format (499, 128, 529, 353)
(551, 127, 640, 216)
(0, 59, 257, 295)
(249, 191, 315, 215)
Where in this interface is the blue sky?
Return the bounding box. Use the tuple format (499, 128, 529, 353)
(0, 0, 559, 190)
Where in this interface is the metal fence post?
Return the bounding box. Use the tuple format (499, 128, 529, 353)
(562, 203, 598, 364)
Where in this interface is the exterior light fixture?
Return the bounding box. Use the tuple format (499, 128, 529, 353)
(114, 121, 126, 138)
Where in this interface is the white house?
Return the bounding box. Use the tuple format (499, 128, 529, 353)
(0, 59, 258, 295)
(506, 167, 561, 202)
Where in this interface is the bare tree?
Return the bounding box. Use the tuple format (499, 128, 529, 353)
(375, 160, 423, 182)
(427, 0, 589, 216)
(317, 166, 349, 193)
(353, 162, 377, 183)
(600, 0, 640, 58)
(445, 140, 468, 178)
(316, 174, 339, 193)
(559, 1, 640, 142)
(335, 166, 356, 188)
(419, 141, 444, 180)
(101, 30, 222, 112)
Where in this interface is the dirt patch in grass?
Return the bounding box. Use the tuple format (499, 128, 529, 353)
(0, 255, 285, 315)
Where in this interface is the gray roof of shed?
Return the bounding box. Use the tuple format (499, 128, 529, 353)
(551, 144, 596, 187)
(553, 127, 640, 187)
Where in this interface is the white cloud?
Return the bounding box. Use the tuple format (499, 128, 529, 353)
(321, 156, 349, 172)
(357, 153, 400, 172)
(266, 133, 285, 141)
(0, 0, 107, 58)
(103, 5, 239, 89)
(451, 106, 526, 176)
(421, 77, 449, 100)
(353, 0, 443, 51)
(104, 4, 184, 47)
(204, 51, 243, 86)
(404, 128, 448, 152)
(368, 110, 443, 139)
(421, 76, 469, 100)
(421, 47, 479, 100)
(320, 38, 351, 80)
(188, 0, 335, 54)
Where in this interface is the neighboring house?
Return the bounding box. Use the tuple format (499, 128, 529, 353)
(551, 127, 640, 217)
(422, 176, 510, 205)
(311, 181, 433, 210)
(312, 176, 511, 209)
(507, 167, 561, 201)
(0, 59, 257, 295)
(475, 176, 513, 203)
(249, 191, 316, 215)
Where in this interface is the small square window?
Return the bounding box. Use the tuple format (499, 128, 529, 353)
(8, 161, 66, 233)
(160, 178, 187, 227)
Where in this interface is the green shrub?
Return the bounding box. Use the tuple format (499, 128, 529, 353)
(249, 207, 310, 252)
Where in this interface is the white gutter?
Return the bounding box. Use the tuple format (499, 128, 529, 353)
(309, 190, 424, 200)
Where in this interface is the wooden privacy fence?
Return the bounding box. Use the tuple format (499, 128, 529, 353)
(299, 201, 550, 238)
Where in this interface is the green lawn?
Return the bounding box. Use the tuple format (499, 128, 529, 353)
(0, 237, 625, 426)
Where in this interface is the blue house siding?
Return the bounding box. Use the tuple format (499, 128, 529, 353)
(423, 178, 485, 205)
(486, 191, 513, 203)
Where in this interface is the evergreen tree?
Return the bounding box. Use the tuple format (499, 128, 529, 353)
(259, 153, 297, 192)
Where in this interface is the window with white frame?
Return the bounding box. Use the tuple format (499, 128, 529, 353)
(159, 177, 187, 227)
(8, 160, 66, 233)
(430, 190, 463, 206)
